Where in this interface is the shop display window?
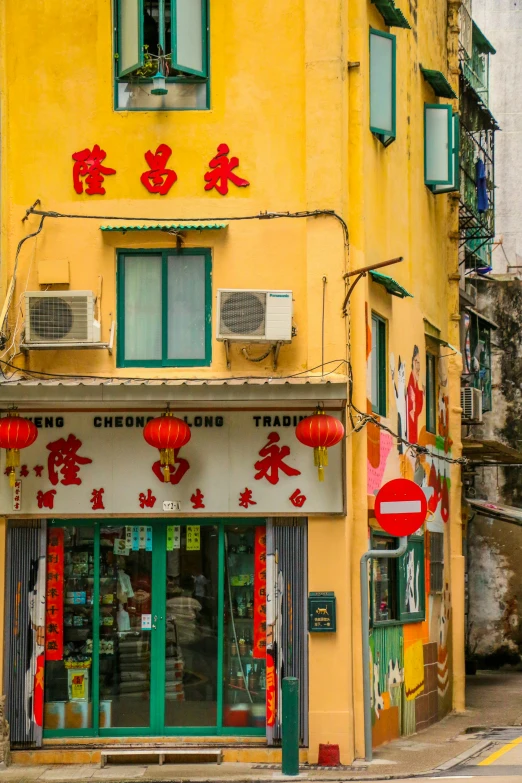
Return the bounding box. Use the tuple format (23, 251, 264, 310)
(223, 526, 267, 729)
(44, 525, 94, 731)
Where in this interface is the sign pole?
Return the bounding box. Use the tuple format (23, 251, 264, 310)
(360, 537, 407, 762)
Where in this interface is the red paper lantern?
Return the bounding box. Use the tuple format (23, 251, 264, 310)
(295, 410, 344, 481)
(143, 412, 191, 482)
(0, 414, 38, 486)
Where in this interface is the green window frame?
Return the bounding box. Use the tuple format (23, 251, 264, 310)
(115, 0, 209, 108)
(371, 533, 426, 626)
(369, 28, 397, 145)
(424, 103, 454, 186)
(430, 113, 460, 194)
(371, 313, 387, 417)
(426, 351, 437, 434)
(117, 248, 212, 368)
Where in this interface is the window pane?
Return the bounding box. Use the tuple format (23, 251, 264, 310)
(167, 254, 206, 361)
(425, 105, 451, 184)
(372, 537, 398, 622)
(123, 256, 162, 361)
(44, 526, 95, 731)
(175, 0, 204, 74)
(370, 33, 394, 135)
(371, 317, 379, 411)
(120, 0, 142, 76)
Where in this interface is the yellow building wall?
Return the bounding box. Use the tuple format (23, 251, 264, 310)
(0, 0, 462, 764)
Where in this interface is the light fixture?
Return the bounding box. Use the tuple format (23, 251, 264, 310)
(151, 69, 168, 95)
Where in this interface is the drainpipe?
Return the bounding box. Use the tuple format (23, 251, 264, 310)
(360, 536, 408, 762)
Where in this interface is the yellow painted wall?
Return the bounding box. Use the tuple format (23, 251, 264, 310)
(0, 0, 462, 764)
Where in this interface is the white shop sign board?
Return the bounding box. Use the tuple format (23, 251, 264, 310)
(1, 411, 344, 515)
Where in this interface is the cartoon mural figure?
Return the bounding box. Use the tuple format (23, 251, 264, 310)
(387, 658, 403, 687)
(407, 346, 424, 444)
(405, 549, 420, 614)
(391, 354, 407, 454)
(25, 555, 45, 734)
(437, 589, 450, 698)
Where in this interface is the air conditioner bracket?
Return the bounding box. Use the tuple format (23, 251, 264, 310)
(223, 339, 283, 370)
(272, 341, 282, 371)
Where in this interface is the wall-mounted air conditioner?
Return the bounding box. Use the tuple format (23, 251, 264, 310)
(216, 289, 293, 343)
(461, 386, 483, 423)
(24, 291, 101, 346)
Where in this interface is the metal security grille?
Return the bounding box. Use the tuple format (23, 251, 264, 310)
(4, 521, 47, 747)
(219, 291, 266, 337)
(266, 518, 308, 746)
(430, 531, 444, 594)
(25, 292, 94, 342)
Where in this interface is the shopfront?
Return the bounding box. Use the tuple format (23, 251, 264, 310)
(1, 389, 344, 749)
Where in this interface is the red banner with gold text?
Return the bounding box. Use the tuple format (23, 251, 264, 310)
(45, 528, 64, 661)
(253, 526, 267, 658)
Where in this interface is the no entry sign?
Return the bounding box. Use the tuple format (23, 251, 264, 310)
(374, 478, 427, 536)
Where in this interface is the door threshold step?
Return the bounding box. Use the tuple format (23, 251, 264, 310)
(101, 748, 223, 767)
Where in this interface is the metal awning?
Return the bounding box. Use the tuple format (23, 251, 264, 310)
(462, 438, 522, 466)
(0, 376, 348, 406)
(473, 21, 496, 55)
(465, 306, 499, 330)
(371, 0, 410, 28)
(420, 66, 457, 99)
(467, 498, 522, 526)
(100, 223, 228, 232)
(370, 270, 413, 299)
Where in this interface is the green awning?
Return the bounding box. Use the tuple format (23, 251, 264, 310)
(420, 66, 457, 99)
(370, 270, 413, 298)
(473, 21, 496, 55)
(100, 222, 228, 232)
(371, 0, 411, 28)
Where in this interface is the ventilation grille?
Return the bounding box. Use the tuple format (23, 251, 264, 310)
(219, 291, 267, 337)
(25, 292, 95, 343)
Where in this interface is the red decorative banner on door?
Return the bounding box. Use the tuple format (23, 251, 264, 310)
(266, 651, 277, 726)
(45, 528, 64, 661)
(253, 526, 267, 659)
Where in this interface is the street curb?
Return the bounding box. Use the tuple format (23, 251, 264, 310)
(433, 739, 494, 772)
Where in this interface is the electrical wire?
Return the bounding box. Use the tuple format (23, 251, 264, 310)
(25, 206, 350, 248)
(1, 216, 46, 337)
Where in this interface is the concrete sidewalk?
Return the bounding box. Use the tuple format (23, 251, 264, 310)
(4, 671, 522, 783)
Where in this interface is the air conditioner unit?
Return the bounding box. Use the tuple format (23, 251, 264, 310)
(24, 291, 101, 345)
(461, 387, 483, 423)
(216, 289, 293, 343)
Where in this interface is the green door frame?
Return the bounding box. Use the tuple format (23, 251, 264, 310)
(44, 519, 265, 739)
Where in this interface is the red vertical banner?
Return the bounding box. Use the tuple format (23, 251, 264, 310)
(266, 651, 276, 726)
(45, 528, 64, 661)
(253, 526, 267, 659)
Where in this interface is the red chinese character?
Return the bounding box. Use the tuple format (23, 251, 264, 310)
(190, 489, 205, 509)
(47, 434, 92, 486)
(72, 144, 116, 195)
(140, 144, 177, 195)
(152, 449, 190, 485)
(204, 143, 250, 196)
(37, 490, 56, 510)
(34, 465, 44, 477)
(20, 464, 29, 478)
(239, 488, 257, 508)
(254, 432, 301, 486)
(90, 488, 105, 510)
(139, 489, 156, 509)
(289, 489, 307, 508)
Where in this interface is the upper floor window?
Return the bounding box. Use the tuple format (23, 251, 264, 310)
(424, 104, 459, 191)
(369, 28, 396, 146)
(117, 249, 212, 368)
(115, 0, 209, 111)
(425, 350, 437, 434)
(371, 313, 387, 417)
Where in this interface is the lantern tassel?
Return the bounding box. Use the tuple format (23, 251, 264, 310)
(313, 446, 328, 481)
(6, 448, 19, 486)
(8, 468, 15, 487)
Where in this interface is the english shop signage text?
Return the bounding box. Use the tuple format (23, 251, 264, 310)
(29, 415, 308, 429)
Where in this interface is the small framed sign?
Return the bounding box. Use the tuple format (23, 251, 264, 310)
(308, 591, 336, 633)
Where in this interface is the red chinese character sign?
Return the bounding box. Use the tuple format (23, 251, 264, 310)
(374, 478, 428, 537)
(45, 529, 64, 661)
(204, 143, 250, 195)
(72, 145, 116, 195)
(141, 144, 177, 195)
(1, 411, 344, 515)
(253, 527, 267, 658)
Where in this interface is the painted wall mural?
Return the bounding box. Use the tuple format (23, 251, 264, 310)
(366, 317, 453, 746)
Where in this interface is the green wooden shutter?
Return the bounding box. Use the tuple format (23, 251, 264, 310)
(431, 113, 460, 194)
(370, 29, 396, 139)
(171, 0, 208, 77)
(424, 104, 453, 186)
(118, 0, 144, 77)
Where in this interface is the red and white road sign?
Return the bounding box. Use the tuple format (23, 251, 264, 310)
(374, 478, 427, 536)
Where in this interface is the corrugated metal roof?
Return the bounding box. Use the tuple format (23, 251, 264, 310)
(420, 67, 457, 99)
(0, 376, 347, 388)
(100, 223, 228, 232)
(369, 270, 413, 299)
